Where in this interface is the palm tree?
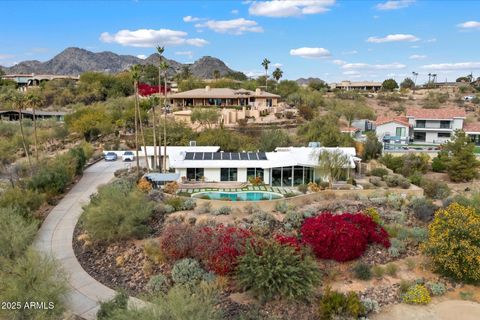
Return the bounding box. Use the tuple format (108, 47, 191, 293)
(261, 58, 271, 91)
(272, 67, 283, 83)
(160, 60, 169, 173)
(131, 65, 141, 176)
(26, 92, 42, 162)
(213, 70, 220, 80)
(11, 93, 32, 170)
(152, 45, 165, 171)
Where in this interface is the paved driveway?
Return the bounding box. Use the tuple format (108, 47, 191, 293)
(34, 160, 142, 320)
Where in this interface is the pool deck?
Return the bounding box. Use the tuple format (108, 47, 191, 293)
(178, 185, 297, 195)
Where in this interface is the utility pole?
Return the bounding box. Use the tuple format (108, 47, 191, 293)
(412, 71, 418, 94)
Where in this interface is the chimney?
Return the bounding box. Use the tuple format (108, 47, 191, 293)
(255, 88, 261, 94)
(205, 85, 211, 92)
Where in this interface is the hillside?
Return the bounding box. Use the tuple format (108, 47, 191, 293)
(1, 47, 243, 79)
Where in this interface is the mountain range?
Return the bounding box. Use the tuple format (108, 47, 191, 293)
(0, 47, 242, 79)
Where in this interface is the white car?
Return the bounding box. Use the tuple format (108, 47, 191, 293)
(122, 151, 135, 162)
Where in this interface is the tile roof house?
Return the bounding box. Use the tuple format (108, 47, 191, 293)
(406, 108, 466, 144)
(374, 116, 412, 145)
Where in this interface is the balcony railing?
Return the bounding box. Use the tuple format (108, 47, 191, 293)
(414, 123, 452, 129)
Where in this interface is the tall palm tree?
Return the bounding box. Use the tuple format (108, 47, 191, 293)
(152, 45, 165, 171)
(272, 67, 283, 83)
(261, 58, 271, 91)
(131, 65, 141, 176)
(26, 92, 42, 161)
(160, 60, 169, 173)
(11, 93, 32, 170)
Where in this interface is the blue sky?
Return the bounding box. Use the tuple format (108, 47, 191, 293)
(1, 0, 480, 83)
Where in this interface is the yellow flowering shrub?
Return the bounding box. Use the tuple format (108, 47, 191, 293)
(364, 207, 381, 225)
(164, 181, 179, 195)
(308, 182, 321, 192)
(137, 177, 152, 193)
(422, 203, 480, 282)
(402, 284, 431, 305)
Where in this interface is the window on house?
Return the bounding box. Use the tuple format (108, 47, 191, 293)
(395, 127, 406, 136)
(416, 120, 426, 128)
(186, 168, 204, 181)
(220, 168, 238, 181)
(438, 132, 451, 138)
(247, 168, 264, 180)
(440, 121, 451, 129)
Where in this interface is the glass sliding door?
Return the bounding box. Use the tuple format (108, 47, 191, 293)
(271, 168, 282, 186)
(282, 167, 292, 187)
(293, 166, 304, 185)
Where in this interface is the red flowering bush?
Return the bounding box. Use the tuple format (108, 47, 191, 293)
(300, 212, 390, 262)
(193, 225, 253, 275)
(158, 223, 196, 261)
(275, 234, 302, 252)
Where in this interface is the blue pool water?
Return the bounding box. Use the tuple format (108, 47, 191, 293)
(192, 191, 283, 201)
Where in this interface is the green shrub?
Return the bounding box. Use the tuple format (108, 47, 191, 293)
(352, 262, 372, 280)
(410, 197, 438, 222)
(212, 205, 232, 216)
(194, 202, 211, 214)
(69, 146, 87, 175)
(164, 197, 185, 211)
(370, 168, 389, 178)
(164, 204, 176, 213)
(431, 156, 447, 172)
(0, 249, 67, 320)
(182, 198, 196, 210)
(0, 187, 45, 218)
(250, 210, 277, 235)
(408, 171, 423, 186)
(318, 288, 366, 320)
(385, 263, 398, 276)
(27, 158, 74, 198)
(146, 274, 170, 294)
(297, 184, 308, 194)
(361, 298, 380, 315)
(97, 291, 129, 320)
(372, 265, 385, 279)
(384, 174, 411, 189)
(236, 241, 321, 301)
(0, 207, 38, 260)
(275, 201, 289, 213)
(284, 210, 307, 230)
(421, 178, 451, 200)
(425, 282, 446, 296)
(83, 183, 155, 242)
(402, 284, 431, 305)
(409, 227, 428, 245)
(171, 259, 207, 289)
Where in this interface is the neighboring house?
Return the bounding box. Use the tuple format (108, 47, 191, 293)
(464, 123, 480, 146)
(406, 108, 466, 144)
(169, 86, 280, 108)
(375, 116, 411, 146)
(330, 81, 383, 91)
(169, 146, 360, 187)
(341, 127, 361, 139)
(0, 110, 67, 122)
(2, 74, 79, 90)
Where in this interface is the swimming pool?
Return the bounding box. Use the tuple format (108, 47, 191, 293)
(191, 191, 283, 201)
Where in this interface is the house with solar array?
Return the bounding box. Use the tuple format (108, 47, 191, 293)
(141, 144, 361, 187)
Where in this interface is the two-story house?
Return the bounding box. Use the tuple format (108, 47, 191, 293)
(406, 108, 466, 144)
(375, 116, 411, 146)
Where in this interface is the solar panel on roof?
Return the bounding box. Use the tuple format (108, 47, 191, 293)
(249, 153, 258, 160)
(194, 152, 203, 160)
(222, 152, 231, 160)
(231, 153, 240, 160)
(240, 153, 249, 160)
(185, 152, 194, 160)
(258, 152, 267, 160)
(213, 153, 221, 160)
(203, 152, 212, 160)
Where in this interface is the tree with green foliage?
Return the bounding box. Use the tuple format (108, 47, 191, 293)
(272, 67, 283, 83)
(197, 128, 252, 152)
(363, 132, 383, 161)
(259, 128, 290, 151)
(308, 79, 328, 91)
(339, 101, 375, 126)
(382, 78, 399, 91)
(9, 92, 31, 170)
(315, 148, 350, 188)
(191, 108, 220, 129)
(297, 113, 354, 147)
(0, 207, 38, 260)
(261, 58, 271, 91)
(400, 77, 415, 89)
(276, 80, 300, 98)
(443, 130, 480, 182)
(25, 92, 43, 161)
(65, 105, 114, 141)
(213, 69, 220, 80)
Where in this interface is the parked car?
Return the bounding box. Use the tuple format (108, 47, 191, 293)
(464, 95, 475, 101)
(122, 151, 135, 162)
(104, 152, 118, 161)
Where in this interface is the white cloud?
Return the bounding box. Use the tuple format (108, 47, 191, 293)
(421, 62, 480, 71)
(376, 0, 415, 11)
(175, 51, 193, 56)
(100, 28, 208, 48)
(245, 70, 264, 78)
(273, 62, 283, 67)
(290, 47, 331, 58)
(0, 54, 14, 60)
(332, 59, 346, 65)
(342, 50, 358, 55)
(457, 21, 480, 29)
(342, 62, 406, 70)
(183, 16, 201, 22)
(248, 0, 335, 17)
(426, 38, 436, 43)
(343, 70, 360, 75)
(409, 54, 427, 60)
(195, 18, 263, 35)
(231, 9, 239, 14)
(136, 54, 147, 59)
(367, 33, 419, 43)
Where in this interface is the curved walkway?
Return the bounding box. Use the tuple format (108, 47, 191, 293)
(34, 160, 143, 320)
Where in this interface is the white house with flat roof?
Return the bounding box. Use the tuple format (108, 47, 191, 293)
(168, 146, 360, 187)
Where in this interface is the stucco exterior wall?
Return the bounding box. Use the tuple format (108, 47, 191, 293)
(376, 122, 409, 138)
(452, 118, 464, 130)
(204, 168, 220, 181)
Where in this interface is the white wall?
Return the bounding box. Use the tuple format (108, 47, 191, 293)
(237, 168, 247, 182)
(453, 118, 464, 130)
(376, 123, 409, 138)
(204, 168, 220, 182)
